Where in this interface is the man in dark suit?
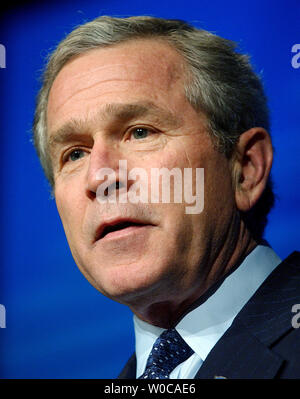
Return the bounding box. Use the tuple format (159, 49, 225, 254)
(33, 15, 300, 379)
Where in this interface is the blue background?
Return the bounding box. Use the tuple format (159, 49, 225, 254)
(0, 0, 299, 379)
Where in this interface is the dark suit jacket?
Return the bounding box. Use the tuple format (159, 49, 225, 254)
(118, 251, 300, 379)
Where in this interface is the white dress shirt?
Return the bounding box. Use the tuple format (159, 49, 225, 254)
(134, 244, 282, 378)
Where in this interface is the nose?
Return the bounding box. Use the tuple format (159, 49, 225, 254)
(85, 138, 123, 200)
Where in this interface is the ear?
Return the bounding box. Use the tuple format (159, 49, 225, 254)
(233, 128, 273, 212)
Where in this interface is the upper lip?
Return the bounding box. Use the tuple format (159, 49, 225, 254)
(94, 217, 154, 241)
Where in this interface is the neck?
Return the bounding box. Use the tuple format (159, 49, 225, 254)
(130, 221, 257, 329)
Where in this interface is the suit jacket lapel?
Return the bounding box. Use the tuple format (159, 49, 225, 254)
(194, 318, 283, 379)
(196, 251, 300, 379)
(118, 353, 136, 379)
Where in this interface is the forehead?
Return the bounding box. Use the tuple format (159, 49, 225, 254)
(47, 39, 187, 132)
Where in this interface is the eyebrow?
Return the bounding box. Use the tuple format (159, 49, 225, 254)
(48, 101, 181, 150)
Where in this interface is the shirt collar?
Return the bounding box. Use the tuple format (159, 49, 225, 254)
(134, 244, 281, 374)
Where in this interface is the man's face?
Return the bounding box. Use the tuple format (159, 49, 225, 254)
(47, 39, 236, 312)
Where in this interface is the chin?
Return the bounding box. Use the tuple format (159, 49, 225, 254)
(86, 257, 174, 306)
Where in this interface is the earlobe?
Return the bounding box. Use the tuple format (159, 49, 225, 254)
(234, 128, 273, 212)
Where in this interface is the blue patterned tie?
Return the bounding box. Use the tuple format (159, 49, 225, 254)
(139, 328, 194, 379)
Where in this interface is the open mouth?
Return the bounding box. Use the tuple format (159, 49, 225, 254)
(96, 220, 151, 241)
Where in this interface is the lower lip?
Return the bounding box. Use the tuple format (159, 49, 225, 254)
(99, 225, 153, 241)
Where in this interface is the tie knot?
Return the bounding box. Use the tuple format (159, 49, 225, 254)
(139, 329, 194, 379)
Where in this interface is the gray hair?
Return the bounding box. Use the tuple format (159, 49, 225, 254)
(33, 15, 274, 239)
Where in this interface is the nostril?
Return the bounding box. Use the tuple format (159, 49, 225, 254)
(86, 187, 97, 200)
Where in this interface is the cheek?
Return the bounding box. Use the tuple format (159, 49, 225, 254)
(201, 161, 236, 241)
(177, 136, 234, 203)
(171, 137, 235, 230)
(55, 182, 85, 240)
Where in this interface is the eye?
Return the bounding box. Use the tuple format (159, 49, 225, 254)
(66, 149, 86, 162)
(131, 127, 151, 140)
